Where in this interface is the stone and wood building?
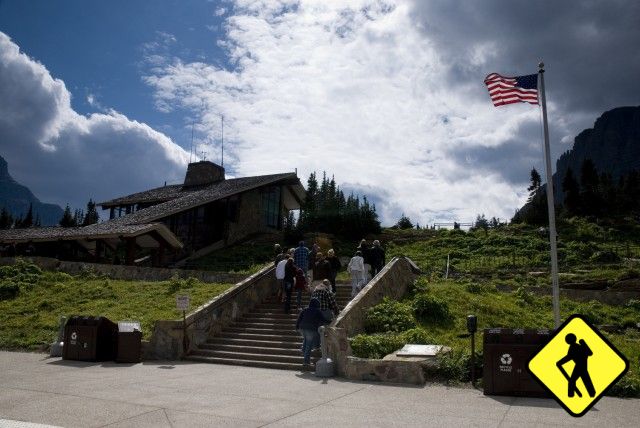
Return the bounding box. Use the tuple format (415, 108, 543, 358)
(0, 161, 305, 266)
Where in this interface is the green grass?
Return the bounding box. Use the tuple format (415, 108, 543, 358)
(0, 261, 232, 350)
(350, 276, 640, 397)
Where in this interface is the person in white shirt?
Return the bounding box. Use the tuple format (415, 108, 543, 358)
(347, 250, 365, 298)
(275, 255, 288, 302)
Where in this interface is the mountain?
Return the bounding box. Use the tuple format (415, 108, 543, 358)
(0, 155, 64, 225)
(553, 106, 640, 202)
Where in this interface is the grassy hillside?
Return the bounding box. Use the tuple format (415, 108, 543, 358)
(351, 218, 640, 397)
(0, 260, 232, 350)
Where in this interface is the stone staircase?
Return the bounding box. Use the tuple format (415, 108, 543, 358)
(187, 283, 353, 370)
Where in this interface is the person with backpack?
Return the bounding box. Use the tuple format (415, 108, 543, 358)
(295, 298, 330, 366)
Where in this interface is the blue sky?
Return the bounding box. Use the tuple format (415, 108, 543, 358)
(1, 1, 639, 226)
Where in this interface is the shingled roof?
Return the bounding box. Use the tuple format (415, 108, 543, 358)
(98, 184, 185, 207)
(102, 172, 303, 227)
(0, 171, 304, 251)
(0, 223, 182, 248)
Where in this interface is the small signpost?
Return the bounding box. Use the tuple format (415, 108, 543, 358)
(176, 295, 190, 353)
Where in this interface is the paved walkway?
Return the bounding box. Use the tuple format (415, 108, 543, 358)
(0, 351, 638, 427)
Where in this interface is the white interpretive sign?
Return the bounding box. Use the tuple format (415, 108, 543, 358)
(396, 344, 442, 357)
(176, 295, 190, 311)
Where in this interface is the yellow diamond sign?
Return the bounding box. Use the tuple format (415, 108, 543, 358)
(527, 314, 629, 417)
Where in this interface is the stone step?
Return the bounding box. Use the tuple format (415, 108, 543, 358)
(191, 349, 313, 364)
(231, 322, 297, 331)
(199, 343, 319, 357)
(224, 327, 299, 336)
(218, 332, 302, 342)
(241, 316, 298, 324)
(185, 355, 312, 371)
(248, 311, 299, 319)
(207, 337, 302, 348)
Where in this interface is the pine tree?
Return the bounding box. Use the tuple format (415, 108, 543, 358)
(562, 167, 580, 216)
(527, 168, 542, 202)
(580, 158, 601, 216)
(59, 205, 76, 227)
(474, 214, 489, 231)
(73, 209, 84, 226)
(21, 203, 34, 228)
(395, 213, 413, 229)
(82, 199, 100, 226)
(0, 208, 12, 229)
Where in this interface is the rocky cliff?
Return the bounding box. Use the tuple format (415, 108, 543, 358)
(0, 155, 63, 225)
(553, 106, 640, 202)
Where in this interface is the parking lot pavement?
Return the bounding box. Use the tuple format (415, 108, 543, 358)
(1, 351, 638, 427)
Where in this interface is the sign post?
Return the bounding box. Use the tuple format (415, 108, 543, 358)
(176, 295, 190, 354)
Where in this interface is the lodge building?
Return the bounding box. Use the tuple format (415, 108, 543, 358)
(0, 161, 305, 266)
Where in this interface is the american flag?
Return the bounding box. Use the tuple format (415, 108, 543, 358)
(484, 73, 538, 106)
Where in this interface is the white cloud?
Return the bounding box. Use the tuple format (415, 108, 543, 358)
(144, 0, 539, 225)
(0, 32, 190, 214)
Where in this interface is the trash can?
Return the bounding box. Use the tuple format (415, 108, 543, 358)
(483, 328, 551, 397)
(116, 321, 142, 363)
(62, 316, 118, 361)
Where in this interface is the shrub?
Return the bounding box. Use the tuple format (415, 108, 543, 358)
(514, 286, 535, 305)
(412, 293, 452, 324)
(626, 300, 640, 311)
(465, 282, 496, 294)
(607, 375, 640, 398)
(0, 282, 20, 300)
(573, 300, 607, 324)
(618, 269, 640, 281)
(350, 333, 405, 359)
(400, 327, 435, 344)
(364, 298, 415, 333)
(425, 350, 483, 383)
(590, 251, 621, 264)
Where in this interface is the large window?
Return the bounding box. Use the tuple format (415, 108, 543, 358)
(261, 187, 281, 228)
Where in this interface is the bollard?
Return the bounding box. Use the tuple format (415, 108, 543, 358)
(314, 326, 335, 377)
(49, 315, 67, 357)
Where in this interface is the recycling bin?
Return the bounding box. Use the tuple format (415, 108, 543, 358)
(483, 328, 551, 397)
(62, 316, 118, 361)
(116, 321, 142, 363)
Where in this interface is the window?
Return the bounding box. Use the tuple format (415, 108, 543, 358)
(261, 187, 281, 228)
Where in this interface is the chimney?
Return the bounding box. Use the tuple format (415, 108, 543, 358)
(183, 161, 225, 187)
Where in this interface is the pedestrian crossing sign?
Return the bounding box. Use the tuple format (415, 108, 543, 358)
(527, 314, 629, 417)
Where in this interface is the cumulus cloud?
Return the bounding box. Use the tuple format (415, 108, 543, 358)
(144, 0, 557, 225)
(0, 32, 190, 214)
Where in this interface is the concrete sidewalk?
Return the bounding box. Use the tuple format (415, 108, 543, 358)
(0, 351, 638, 427)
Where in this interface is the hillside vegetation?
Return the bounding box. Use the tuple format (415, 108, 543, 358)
(0, 260, 232, 349)
(351, 219, 640, 397)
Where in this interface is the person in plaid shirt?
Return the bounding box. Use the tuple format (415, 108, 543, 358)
(311, 279, 339, 321)
(293, 241, 310, 277)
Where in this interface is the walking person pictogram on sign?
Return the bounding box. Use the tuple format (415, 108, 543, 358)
(556, 333, 596, 398)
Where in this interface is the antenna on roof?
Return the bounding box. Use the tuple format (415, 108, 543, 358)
(221, 115, 224, 168)
(189, 119, 195, 163)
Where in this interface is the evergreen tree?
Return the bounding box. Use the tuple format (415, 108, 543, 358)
(395, 213, 414, 229)
(580, 158, 601, 216)
(59, 205, 77, 227)
(0, 208, 12, 229)
(73, 209, 84, 227)
(562, 167, 581, 216)
(21, 203, 34, 228)
(527, 168, 542, 202)
(82, 199, 100, 226)
(474, 214, 489, 231)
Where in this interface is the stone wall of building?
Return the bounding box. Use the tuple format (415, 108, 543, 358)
(325, 256, 421, 381)
(0, 257, 246, 284)
(226, 190, 264, 245)
(146, 264, 278, 360)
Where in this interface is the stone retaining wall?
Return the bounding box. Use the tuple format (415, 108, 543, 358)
(496, 282, 640, 306)
(325, 256, 421, 381)
(0, 256, 247, 284)
(145, 264, 277, 360)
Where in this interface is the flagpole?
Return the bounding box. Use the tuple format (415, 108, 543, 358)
(538, 61, 561, 328)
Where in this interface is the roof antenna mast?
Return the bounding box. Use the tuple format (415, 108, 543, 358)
(189, 119, 195, 163)
(221, 114, 224, 168)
